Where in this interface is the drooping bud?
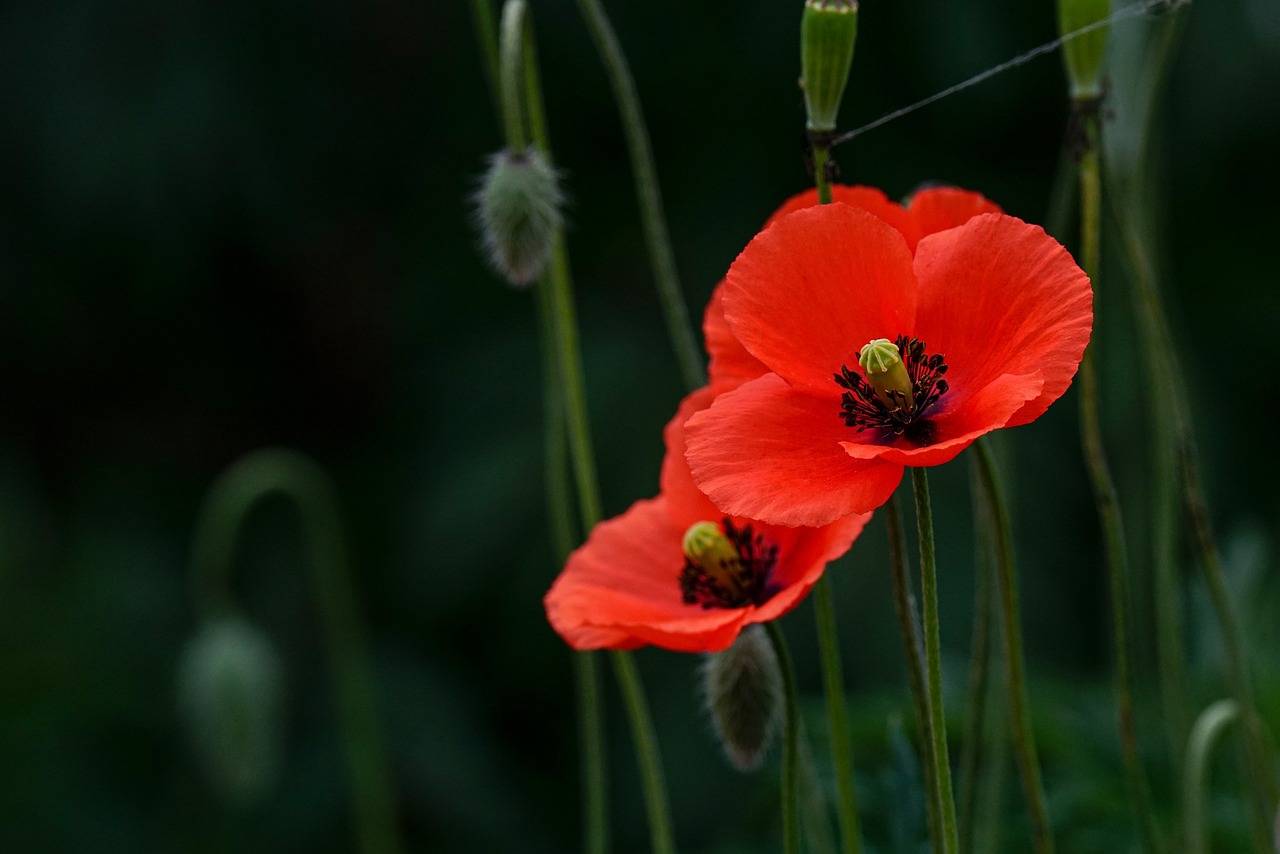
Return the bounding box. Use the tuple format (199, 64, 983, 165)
(801, 0, 859, 132)
(474, 147, 563, 287)
(178, 615, 285, 805)
(859, 338, 914, 411)
(702, 625, 783, 771)
(1056, 0, 1110, 103)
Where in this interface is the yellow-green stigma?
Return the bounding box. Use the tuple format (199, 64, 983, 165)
(858, 338, 914, 411)
(679, 519, 779, 610)
(835, 335, 950, 443)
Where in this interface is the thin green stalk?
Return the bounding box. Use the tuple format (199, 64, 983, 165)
(610, 652, 676, 854)
(957, 455, 996, 853)
(469, 0, 501, 128)
(571, 0, 705, 392)
(499, 5, 673, 849)
(1183, 700, 1241, 854)
(536, 271, 606, 854)
(190, 450, 401, 854)
(911, 468, 960, 854)
(812, 143, 834, 205)
(973, 440, 1054, 854)
(1074, 115, 1162, 854)
(766, 621, 801, 854)
(799, 724, 840, 854)
(813, 576, 865, 854)
(1108, 182, 1279, 847)
(886, 494, 942, 854)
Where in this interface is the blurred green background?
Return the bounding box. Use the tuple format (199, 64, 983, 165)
(3, 0, 1279, 850)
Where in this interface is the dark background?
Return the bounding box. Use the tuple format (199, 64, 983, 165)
(3, 0, 1279, 850)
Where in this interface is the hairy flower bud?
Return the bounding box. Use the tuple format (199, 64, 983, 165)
(475, 147, 563, 287)
(178, 615, 284, 805)
(1057, 0, 1109, 102)
(801, 0, 859, 132)
(702, 625, 783, 771)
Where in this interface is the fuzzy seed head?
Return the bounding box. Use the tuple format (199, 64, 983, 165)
(474, 147, 563, 287)
(177, 615, 285, 805)
(702, 625, 783, 771)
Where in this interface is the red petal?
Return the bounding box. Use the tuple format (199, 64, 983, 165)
(685, 374, 904, 526)
(703, 282, 769, 395)
(659, 386, 723, 526)
(764, 185, 915, 238)
(723, 205, 918, 398)
(905, 187, 1003, 250)
(839, 372, 1045, 466)
(912, 215, 1092, 428)
(544, 497, 749, 652)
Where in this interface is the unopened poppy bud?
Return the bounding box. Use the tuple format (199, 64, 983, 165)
(1057, 0, 1109, 103)
(178, 615, 284, 805)
(859, 338, 914, 411)
(702, 625, 783, 771)
(475, 147, 563, 287)
(801, 0, 859, 132)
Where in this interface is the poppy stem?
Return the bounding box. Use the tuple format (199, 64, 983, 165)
(571, 0, 705, 393)
(885, 493, 944, 853)
(1183, 700, 1241, 854)
(957, 452, 997, 853)
(910, 468, 961, 854)
(765, 621, 801, 854)
(1074, 112, 1165, 854)
(813, 576, 866, 854)
(189, 450, 402, 854)
(498, 5, 675, 850)
(812, 143, 834, 205)
(972, 439, 1055, 854)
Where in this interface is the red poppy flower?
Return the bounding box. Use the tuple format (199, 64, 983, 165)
(705, 184, 1002, 394)
(686, 202, 1092, 528)
(544, 387, 870, 652)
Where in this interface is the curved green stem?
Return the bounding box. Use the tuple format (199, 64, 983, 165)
(812, 143, 834, 205)
(766, 621, 801, 854)
(570, 0, 704, 393)
(973, 440, 1054, 854)
(610, 652, 676, 854)
(958, 454, 996, 853)
(885, 494, 942, 853)
(189, 449, 401, 854)
(1075, 114, 1164, 854)
(1183, 700, 1240, 854)
(911, 468, 960, 854)
(813, 576, 865, 854)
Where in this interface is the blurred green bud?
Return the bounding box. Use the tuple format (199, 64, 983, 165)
(702, 625, 782, 771)
(801, 0, 859, 132)
(1057, 0, 1110, 102)
(178, 615, 284, 805)
(475, 147, 563, 287)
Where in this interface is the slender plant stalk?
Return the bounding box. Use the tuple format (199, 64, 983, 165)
(885, 494, 943, 854)
(190, 450, 402, 854)
(469, 0, 501, 128)
(1183, 700, 1241, 854)
(1073, 114, 1162, 854)
(973, 440, 1056, 854)
(766, 621, 801, 854)
(799, 724, 840, 854)
(911, 469, 960, 854)
(499, 5, 675, 850)
(812, 143, 834, 205)
(957, 454, 996, 852)
(571, 0, 704, 392)
(1108, 171, 1280, 849)
(813, 577, 865, 854)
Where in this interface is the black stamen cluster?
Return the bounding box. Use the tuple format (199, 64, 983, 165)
(834, 335, 949, 442)
(679, 518, 779, 610)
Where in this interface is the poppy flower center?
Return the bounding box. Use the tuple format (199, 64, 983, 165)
(834, 335, 949, 443)
(680, 519, 779, 610)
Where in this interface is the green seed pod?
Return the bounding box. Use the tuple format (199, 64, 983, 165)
(702, 625, 783, 771)
(1057, 0, 1110, 102)
(178, 615, 285, 805)
(475, 147, 563, 287)
(801, 0, 859, 132)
